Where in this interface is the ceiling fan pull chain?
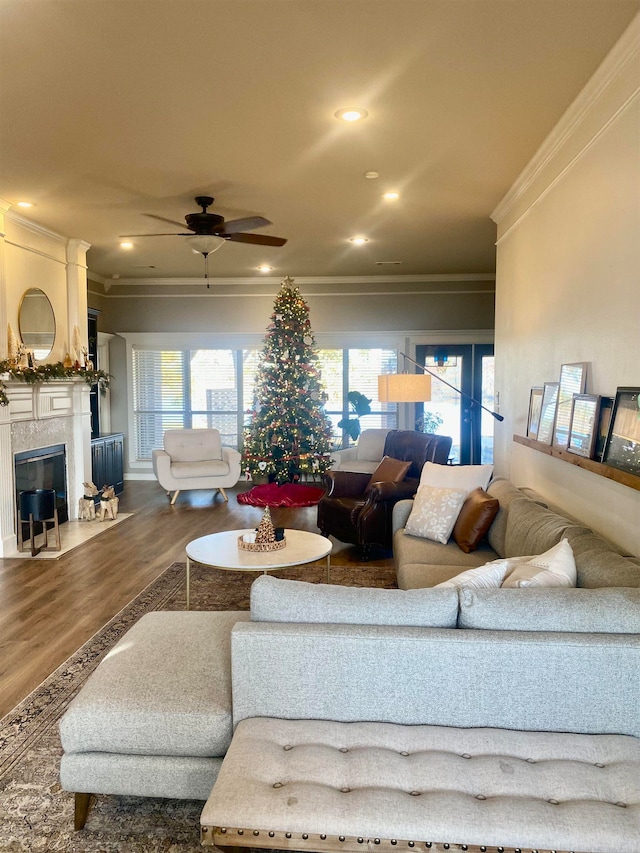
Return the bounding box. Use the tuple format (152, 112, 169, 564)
(204, 251, 210, 288)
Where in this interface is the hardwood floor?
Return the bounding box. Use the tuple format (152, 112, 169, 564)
(0, 480, 391, 718)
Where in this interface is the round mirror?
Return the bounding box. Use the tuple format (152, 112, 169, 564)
(18, 288, 56, 360)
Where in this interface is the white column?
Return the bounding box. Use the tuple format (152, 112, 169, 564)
(0, 199, 11, 361)
(69, 381, 92, 519)
(0, 200, 13, 555)
(66, 238, 91, 354)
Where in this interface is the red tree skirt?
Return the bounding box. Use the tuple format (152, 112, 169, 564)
(237, 482, 325, 507)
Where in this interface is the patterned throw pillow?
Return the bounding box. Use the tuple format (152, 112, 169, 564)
(404, 484, 467, 544)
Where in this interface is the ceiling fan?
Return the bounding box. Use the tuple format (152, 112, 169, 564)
(120, 196, 287, 285)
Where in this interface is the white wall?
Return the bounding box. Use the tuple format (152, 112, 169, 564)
(492, 15, 640, 556)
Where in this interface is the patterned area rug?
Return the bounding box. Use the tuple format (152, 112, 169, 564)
(0, 559, 395, 852)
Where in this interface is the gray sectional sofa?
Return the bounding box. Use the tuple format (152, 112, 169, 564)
(200, 575, 640, 853)
(393, 476, 640, 589)
(61, 474, 640, 850)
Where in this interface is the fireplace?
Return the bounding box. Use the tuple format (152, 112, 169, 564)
(14, 444, 69, 537)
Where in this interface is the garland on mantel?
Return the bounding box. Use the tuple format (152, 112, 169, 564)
(0, 360, 110, 407)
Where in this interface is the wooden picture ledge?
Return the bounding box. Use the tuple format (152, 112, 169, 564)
(513, 434, 640, 492)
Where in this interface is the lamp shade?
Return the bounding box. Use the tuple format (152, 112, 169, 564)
(378, 373, 431, 403)
(185, 234, 225, 255)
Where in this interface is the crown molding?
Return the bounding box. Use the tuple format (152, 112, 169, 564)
(3, 208, 70, 243)
(491, 12, 640, 224)
(89, 272, 496, 289)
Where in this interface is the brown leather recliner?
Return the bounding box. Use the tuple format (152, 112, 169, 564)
(317, 430, 452, 557)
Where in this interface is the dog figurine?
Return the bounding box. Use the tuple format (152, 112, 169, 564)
(98, 485, 119, 521)
(78, 481, 98, 521)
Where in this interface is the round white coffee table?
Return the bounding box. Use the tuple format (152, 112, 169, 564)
(184, 528, 332, 609)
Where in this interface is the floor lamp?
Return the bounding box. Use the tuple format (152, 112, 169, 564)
(378, 351, 503, 462)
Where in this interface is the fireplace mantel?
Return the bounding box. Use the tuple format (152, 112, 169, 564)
(0, 379, 92, 556)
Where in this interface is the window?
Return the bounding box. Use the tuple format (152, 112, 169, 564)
(317, 348, 398, 447)
(132, 348, 248, 460)
(132, 346, 399, 460)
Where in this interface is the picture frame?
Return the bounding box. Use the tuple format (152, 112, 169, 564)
(536, 382, 559, 445)
(594, 396, 614, 462)
(567, 394, 601, 459)
(553, 362, 588, 448)
(526, 387, 544, 440)
(602, 387, 640, 476)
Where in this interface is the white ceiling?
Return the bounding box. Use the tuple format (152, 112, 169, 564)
(1, 0, 638, 282)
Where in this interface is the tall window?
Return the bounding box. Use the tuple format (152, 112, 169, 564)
(316, 348, 398, 447)
(132, 346, 399, 459)
(133, 348, 247, 460)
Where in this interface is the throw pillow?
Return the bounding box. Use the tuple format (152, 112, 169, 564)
(365, 456, 411, 493)
(453, 487, 500, 553)
(501, 538, 577, 588)
(434, 557, 512, 589)
(404, 484, 467, 544)
(420, 461, 493, 494)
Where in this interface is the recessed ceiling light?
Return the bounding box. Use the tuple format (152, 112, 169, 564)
(258, 265, 273, 273)
(383, 191, 400, 200)
(335, 107, 368, 122)
(119, 241, 134, 250)
(349, 236, 369, 245)
(364, 171, 379, 179)
(16, 201, 33, 208)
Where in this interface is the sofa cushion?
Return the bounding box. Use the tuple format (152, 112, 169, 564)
(485, 478, 542, 556)
(170, 459, 230, 478)
(250, 575, 459, 628)
(563, 527, 640, 588)
(164, 428, 223, 463)
(503, 498, 590, 559)
(502, 538, 577, 588)
(365, 455, 411, 493)
(393, 530, 497, 571)
(405, 484, 467, 543)
(59, 611, 249, 758)
(459, 587, 640, 633)
(453, 487, 499, 553)
(434, 558, 511, 590)
(420, 461, 493, 492)
(396, 561, 497, 590)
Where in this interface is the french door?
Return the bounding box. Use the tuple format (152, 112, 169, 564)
(415, 344, 495, 465)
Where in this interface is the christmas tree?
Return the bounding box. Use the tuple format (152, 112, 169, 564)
(243, 277, 334, 484)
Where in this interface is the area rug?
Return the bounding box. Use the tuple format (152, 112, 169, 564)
(237, 481, 325, 507)
(0, 559, 396, 852)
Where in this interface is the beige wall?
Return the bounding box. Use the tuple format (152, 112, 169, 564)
(492, 15, 640, 555)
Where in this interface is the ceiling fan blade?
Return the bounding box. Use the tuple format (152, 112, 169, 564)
(227, 232, 287, 246)
(144, 213, 189, 228)
(218, 216, 271, 235)
(119, 232, 191, 237)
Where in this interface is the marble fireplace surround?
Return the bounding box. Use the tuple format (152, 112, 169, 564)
(0, 379, 92, 557)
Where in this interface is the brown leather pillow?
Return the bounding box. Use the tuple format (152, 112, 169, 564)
(452, 487, 499, 553)
(365, 456, 411, 493)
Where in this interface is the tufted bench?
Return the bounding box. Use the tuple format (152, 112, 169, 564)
(59, 609, 249, 829)
(200, 717, 640, 853)
(200, 586, 640, 853)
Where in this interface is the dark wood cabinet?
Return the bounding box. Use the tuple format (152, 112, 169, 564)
(87, 308, 100, 439)
(91, 434, 124, 495)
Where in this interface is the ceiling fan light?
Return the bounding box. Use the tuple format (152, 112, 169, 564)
(185, 234, 225, 255)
